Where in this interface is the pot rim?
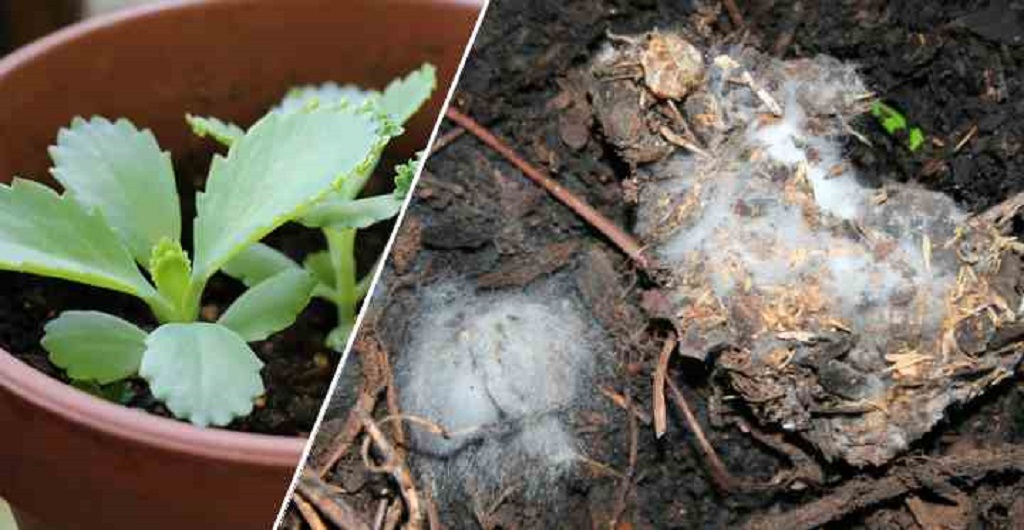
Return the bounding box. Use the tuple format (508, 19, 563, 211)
(0, 0, 482, 468)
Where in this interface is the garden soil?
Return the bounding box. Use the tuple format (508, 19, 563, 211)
(302, 1, 1024, 529)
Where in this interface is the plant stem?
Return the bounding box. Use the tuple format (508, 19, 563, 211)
(148, 291, 193, 324)
(325, 226, 358, 350)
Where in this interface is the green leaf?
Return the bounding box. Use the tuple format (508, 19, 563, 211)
(277, 83, 378, 115)
(139, 323, 264, 427)
(186, 115, 244, 148)
(277, 64, 435, 127)
(393, 154, 421, 199)
(871, 101, 908, 135)
(49, 117, 181, 264)
(908, 127, 925, 152)
(71, 379, 135, 404)
(303, 251, 335, 289)
(298, 194, 403, 230)
(149, 237, 191, 310)
(0, 179, 156, 298)
(379, 64, 437, 126)
(218, 268, 317, 342)
(42, 311, 147, 384)
(299, 154, 419, 229)
(191, 105, 384, 283)
(221, 243, 300, 287)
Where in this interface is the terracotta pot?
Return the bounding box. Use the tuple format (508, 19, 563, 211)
(0, 1, 481, 529)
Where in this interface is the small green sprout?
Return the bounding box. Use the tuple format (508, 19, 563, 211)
(870, 101, 925, 152)
(1, 95, 396, 426)
(192, 64, 436, 352)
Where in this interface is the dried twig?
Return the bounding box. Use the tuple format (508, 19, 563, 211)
(653, 333, 679, 438)
(578, 455, 627, 479)
(666, 377, 735, 491)
(954, 124, 978, 153)
(732, 416, 823, 488)
(722, 0, 745, 28)
(609, 391, 639, 529)
(357, 409, 424, 530)
(730, 71, 783, 116)
(283, 510, 303, 530)
(383, 501, 404, 530)
(743, 445, 1024, 530)
(372, 500, 388, 530)
(297, 470, 372, 530)
(601, 385, 653, 425)
(660, 126, 711, 158)
(772, 1, 804, 56)
(976, 189, 1024, 233)
(316, 394, 375, 477)
(383, 346, 406, 456)
(424, 482, 443, 530)
(430, 126, 467, 155)
(445, 107, 650, 269)
(293, 493, 329, 530)
(318, 334, 390, 476)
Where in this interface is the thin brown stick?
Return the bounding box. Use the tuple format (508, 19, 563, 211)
(372, 499, 388, 530)
(283, 510, 303, 530)
(660, 126, 711, 158)
(722, 0, 745, 28)
(357, 409, 424, 530)
(600, 386, 653, 425)
(317, 384, 381, 477)
(577, 455, 626, 479)
(317, 400, 370, 477)
(743, 445, 1024, 530)
(380, 414, 456, 438)
(609, 391, 639, 529)
(666, 377, 735, 491)
(297, 469, 373, 530)
(976, 189, 1024, 233)
(382, 346, 406, 456)
(424, 482, 443, 530)
(733, 416, 823, 488)
(954, 124, 978, 153)
(430, 126, 467, 155)
(382, 501, 404, 530)
(292, 493, 329, 530)
(772, 1, 804, 56)
(653, 333, 679, 438)
(445, 107, 650, 269)
(318, 334, 391, 476)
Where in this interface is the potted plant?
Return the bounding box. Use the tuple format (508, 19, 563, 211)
(0, 1, 481, 528)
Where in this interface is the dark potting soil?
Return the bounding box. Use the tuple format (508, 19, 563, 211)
(0, 145, 399, 436)
(298, 0, 1024, 528)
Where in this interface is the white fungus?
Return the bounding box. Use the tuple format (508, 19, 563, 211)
(396, 284, 601, 500)
(630, 43, 1020, 465)
(637, 48, 967, 360)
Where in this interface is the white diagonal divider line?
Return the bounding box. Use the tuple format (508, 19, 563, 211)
(270, 1, 493, 527)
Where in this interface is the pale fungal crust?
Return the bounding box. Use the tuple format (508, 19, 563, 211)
(617, 37, 1024, 466)
(640, 32, 706, 100)
(395, 284, 603, 500)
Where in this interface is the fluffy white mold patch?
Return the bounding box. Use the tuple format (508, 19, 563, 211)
(396, 284, 601, 500)
(627, 42, 1024, 466)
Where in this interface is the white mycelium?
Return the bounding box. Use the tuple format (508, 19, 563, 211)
(396, 285, 600, 498)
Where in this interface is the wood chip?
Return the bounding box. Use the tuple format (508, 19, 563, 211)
(653, 333, 678, 438)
